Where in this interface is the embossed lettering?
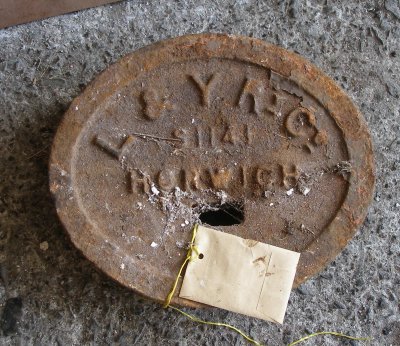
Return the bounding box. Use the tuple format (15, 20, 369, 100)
(141, 89, 171, 120)
(173, 129, 190, 147)
(181, 168, 204, 191)
(209, 168, 232, 189)
(174, 124, 252, 149)
(256, 167, 274, 188)
(189, 73, 218, 107)
(94, 135, 135, 160)
(222, 126, 237, 145)
(281, 164, 299, 189)
(129, 170, 151, 193)
(285, 107, 328, 152)
(238, 78, 265, 116)
(285, 107, 316, 137)
(265, 92, 285, 117)
(240, 165, 248, 188)
(244, 124, 252, 145)
(157, 169, 177, 191)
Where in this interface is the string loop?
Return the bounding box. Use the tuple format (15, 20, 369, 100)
(163, 224, 370, 346)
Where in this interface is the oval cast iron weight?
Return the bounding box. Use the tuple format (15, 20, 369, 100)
(49, 34, 375, 306)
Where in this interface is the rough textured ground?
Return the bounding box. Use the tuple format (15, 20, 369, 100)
(0, 0, 399, 345)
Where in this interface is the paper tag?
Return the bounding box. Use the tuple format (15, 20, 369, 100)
(179, 225, 300, 323)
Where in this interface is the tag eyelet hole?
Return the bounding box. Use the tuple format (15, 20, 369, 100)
(198, 253, 204, 259)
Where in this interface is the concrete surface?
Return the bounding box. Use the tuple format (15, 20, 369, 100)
(0, 0, 399, 345)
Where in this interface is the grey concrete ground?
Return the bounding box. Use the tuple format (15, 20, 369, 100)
(0, 0, 399, 345)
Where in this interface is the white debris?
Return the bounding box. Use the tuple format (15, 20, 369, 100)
(286, 188, 294, 196)
(192, 118, 195, 123)
(269, 203, 274, 206)
(176, 240, 186, 249)
(302, 187, 311, 196)
(136, 202, 144, 210)
(264, 191, 272, 198)
(396, 203, 400, 208)
(150, 241, 158, 248)
(184, 220, 189, 225)
(181, 223, 185, 227)
(39, 241, 49, 251)
(216, 190, 228, 204)
(75, 106, 79, 111)
(120, 263, 125, 270)
(151, 185, 160, 195)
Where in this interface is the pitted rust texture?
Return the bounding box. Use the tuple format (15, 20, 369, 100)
(49, 34, 375, 306)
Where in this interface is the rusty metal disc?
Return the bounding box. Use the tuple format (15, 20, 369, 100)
(50, 34, 374, 306)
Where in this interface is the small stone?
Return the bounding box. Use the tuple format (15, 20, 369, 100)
(39, 241, 49, 251)
(385, 0, 400, 19)
(333, 300, 346, 309)
(297, 286, 310, 295)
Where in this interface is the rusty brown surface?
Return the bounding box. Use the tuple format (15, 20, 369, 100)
(49, 34, 375, 306)
(0, 0, 122, 29)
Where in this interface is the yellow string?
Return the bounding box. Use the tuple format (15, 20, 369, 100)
(163, 223, 370, 346)
(288, 331, 370, 345)
(169, 306, 262, 346)
(163, 223, 261, 345)
(163, 224, 199, 308)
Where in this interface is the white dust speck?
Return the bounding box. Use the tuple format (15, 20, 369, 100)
(120, 263, 125, 270)
(39, 241, 49, 251)
(75, 106, 79, 111)
(286, 188, 294, 196)
(151, 185, 160, 195)
(302, 187, 311, 196)
(269, 202, 274, 206)
(396, 203, 400, 208)
(184, 220, 189, 225)
(181, 223, 185, 227)
(176, 240, 186, 249)
(264, 191, 272, 198)
(192, 118, 195, 123)
(150, 241, 158, 248)
(136, 202, 144, 210)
